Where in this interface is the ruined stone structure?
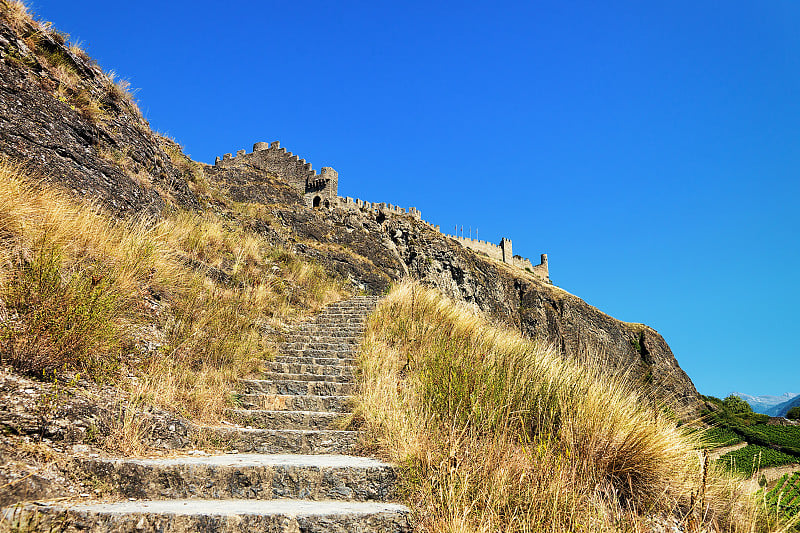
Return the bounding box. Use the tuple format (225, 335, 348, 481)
(215, 140, 548, 281)
(215, 141, 338, 208)
(449, 236, 549, 280)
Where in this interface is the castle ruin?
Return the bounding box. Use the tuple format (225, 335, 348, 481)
(215, 141, 549, 281)
(215, 141, 338, 208)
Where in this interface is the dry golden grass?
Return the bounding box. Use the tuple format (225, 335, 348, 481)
(0, 0, 33, 32)
(0, 161, 348, 433)
(354, 280, 782, 532)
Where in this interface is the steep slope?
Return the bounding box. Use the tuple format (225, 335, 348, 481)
(0, 7, 200, 216)
(0, 0, 698, 421)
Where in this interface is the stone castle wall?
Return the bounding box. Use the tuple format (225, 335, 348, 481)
(215, 141, 338, 207)
(214, 140, 548, 281)
(449, 235, 549, 280)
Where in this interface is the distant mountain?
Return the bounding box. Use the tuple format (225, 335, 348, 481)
(731, 392, 798, 415)
(768, 394, 800, 417)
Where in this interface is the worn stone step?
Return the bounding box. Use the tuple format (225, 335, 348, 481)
(283, 342, 358, 351)
(280, 347, 358, 358)
(236, 394, 352, 413)
(199, 426, 357, 454)
(264, 361, 354, 376)
(273, 355, 356, 365)
(287, 326, 364, 338)
(225, 409, 342, 430)
(240, 379, 354, 396)
(262, 372, 353, 383)
(272, 355, 356, 367)
(8, 500, 410, 532)
(283, 335, 361, 345)
(72, 454, 398, 502)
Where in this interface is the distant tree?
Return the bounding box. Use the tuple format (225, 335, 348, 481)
(722, 395, 753, 415)
(787, 406, 800, 420)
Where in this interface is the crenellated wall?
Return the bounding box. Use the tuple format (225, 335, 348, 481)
(337, 196, 423, 220)
(448, 235, 549, 281)
(214, 139, 548, 281)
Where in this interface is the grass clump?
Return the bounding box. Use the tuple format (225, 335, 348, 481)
(355, 280, 775, 532)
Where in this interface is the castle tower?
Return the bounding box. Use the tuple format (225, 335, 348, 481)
(500, 238, 512, 264)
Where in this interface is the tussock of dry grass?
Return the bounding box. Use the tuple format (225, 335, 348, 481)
(0, 161, 348, 433)
(355, 281, 777, 532)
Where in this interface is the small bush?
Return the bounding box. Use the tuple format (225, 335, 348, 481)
(1, 236, 121, 375)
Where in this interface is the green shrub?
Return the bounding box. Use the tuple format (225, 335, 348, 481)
(788, 406, 800, 421)
(723, 395, 753, 414)
(1, 235, 121, 376)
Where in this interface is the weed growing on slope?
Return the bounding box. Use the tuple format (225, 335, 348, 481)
(355, 280, 779, 532)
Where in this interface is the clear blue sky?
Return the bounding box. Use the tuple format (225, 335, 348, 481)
(31, 0, 799, 398)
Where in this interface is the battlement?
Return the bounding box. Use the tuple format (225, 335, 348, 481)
(337, 196, 423, 220)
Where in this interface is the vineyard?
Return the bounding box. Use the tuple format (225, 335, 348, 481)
(751, 425, 800, 449)
(761, 471, 800, 528)
(703, 427, 743, 448)
(718, 445, 799, 476)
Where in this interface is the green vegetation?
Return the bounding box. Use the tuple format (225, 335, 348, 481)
(704, 427, 744, 448)
(702, 396, 800, 478)
(761, 472, 800, 529)
(788, 406, 800, 421)
(355, 281, 767, 532)
(720, 445, 798, 477)
(723, 394, 754, 414)
(751, 425, 800, 450)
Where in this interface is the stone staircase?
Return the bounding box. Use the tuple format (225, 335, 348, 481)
(6, 295, 411, 532)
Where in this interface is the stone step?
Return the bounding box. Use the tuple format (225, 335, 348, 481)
(72, 454, 399, 502)
(237, 394, 352, 413)
(9, 500, 410, 532)
(282, 342, 359, 351)
(280, 348, 358, 358)
(304, 319, 367, 325)
(240, 379, 354, 396)
(278, 351, 357, 361)
(199, 426, 357, 454)
(286, 329, 364, 338)
(272, 355, 356, 366)
(225, 409, 342, 430)
(283, 335, 362, 344)
(281, 346, 358, 356)
(264, 361, 354, 376)
(261, 372, 354, 383)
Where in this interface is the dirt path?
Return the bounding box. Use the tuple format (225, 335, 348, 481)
(708, 441, 747, 460)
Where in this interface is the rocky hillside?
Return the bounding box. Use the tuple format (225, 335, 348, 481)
(0, 6, 200, 216)
(0, 0, 700, 415)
